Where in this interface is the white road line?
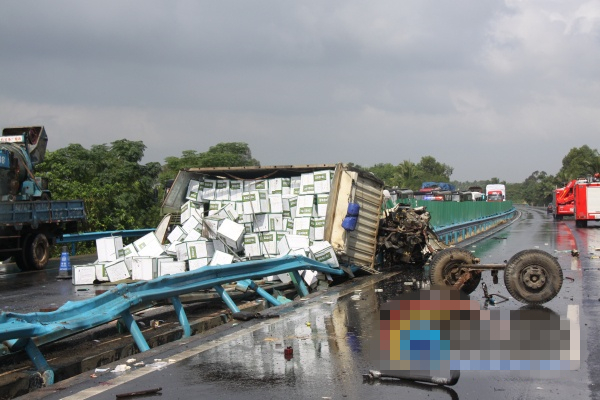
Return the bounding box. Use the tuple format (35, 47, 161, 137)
(567, 304, 580, 369)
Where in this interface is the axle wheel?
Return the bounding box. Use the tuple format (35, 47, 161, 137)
(429, 248, 481, 294)
(25, 233, 50, 270)
(503, 249, 563, 305)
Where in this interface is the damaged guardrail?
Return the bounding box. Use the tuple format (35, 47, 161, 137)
(0, 255, 346, 386)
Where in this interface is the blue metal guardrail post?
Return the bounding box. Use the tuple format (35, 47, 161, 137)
(120, 311, 150, 352)
(171, 296, 191, 338)
(213, 284, 241, 313)
(244, 280, 282, 306)
(5, 338, 54, 385)
(289, 271, 310, 297)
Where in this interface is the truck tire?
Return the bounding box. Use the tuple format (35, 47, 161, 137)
(24, 233, 50, 270)
(14, 250, 30, 271)
(503, 249, 563, 305)
(429, 248, 481, 294)
(575, 220, 587, 228)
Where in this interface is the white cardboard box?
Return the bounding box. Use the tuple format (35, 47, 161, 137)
(182, 215, 202, 234)
(118, 243, 139, 259)
(268, 213, 284, 231)
(96, 237, 123, 262)
(214, 202, 239, 221)
(253, 214, 270, 232)
(244, 234, 263, 257)
(300, 172, 315, 194)
(134, 232, 164, 257)
(176, 240, 215, 261)
(159, 261, 187, 276)
(105, 259, 131, 282)
(316, 193, 329, 217)
(313, 170, 333, 194)
(209, 251, 234, 266)
(95, 263, 109, 282)
(131, 257, 157, 280)
(167, 225, 187, 244)
(295, 195, 315, 218)
(189, 258, 211, 271)
(215, 180, 230, 201)
(261, 232, 277, 255)
(284, 218, 294, 234)
(186, 180, 201, 201)
(202, 179, 217, 201)
(278, 234, 310, 254)
(229, 181, 244, 201)
(290, 176, 301, 195)
(309, 241, 339, 268)
(268, 178, 291, 195)
(203, 216, 225, 239)
(208, 201, 223, 216)
(293, 217, 311, 237)
(310, 217, 326, 241)
(217, 219, 245, 251)
(165, 241, 179, 256)
(301, 269, 319, 287)
(269, 194, 283, 213)
(181, 200, 203, 223)
(156, 256, 175, 272)
(213, 239, 226, 253)
(242, 191, 270, 214)
(282, 195, 297, 218)
(244, 179, 267, 192)
(72, 265, 96, 285)
(184, 228, 203, 242)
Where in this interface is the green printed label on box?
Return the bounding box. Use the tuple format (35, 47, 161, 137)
(315, 252, 333, 262)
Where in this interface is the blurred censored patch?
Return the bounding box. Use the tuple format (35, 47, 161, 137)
(375, 289, 580, 372)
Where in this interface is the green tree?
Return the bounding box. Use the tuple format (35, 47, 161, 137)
(160, 142, 260, 186)
(37, 140, 162, 233)
(558, 145, 600, 180)
(522, 171, 554, 206)
(416, 156, 453, 183)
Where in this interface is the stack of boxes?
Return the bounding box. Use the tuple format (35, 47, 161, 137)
(72, 170, 339, 288)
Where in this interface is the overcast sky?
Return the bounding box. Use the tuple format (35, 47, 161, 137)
(1, 1, 600, 182)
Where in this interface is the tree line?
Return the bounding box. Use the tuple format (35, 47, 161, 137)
(36, 140, 600, 237)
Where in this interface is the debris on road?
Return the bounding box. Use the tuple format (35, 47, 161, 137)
(115, 387, 162, 398)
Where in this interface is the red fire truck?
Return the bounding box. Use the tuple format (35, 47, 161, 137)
(552, 179, 576, 220)
(574, 174, 600, 227)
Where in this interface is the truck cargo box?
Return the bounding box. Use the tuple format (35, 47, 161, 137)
(161, 164, 384, 272)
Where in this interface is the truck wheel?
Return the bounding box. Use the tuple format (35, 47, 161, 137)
(25, 233, 50, 270)
(14, 250, 30, 271)
(503, 250, 563, 305)
(429, 248, 481, 294)
(575, 220, 587, 228)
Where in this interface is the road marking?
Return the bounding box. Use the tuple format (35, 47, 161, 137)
(567, 304, 581, 369)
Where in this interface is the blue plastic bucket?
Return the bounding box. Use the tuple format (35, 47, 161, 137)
(342, 216, 358, 231)
(347, 203, 360, 216)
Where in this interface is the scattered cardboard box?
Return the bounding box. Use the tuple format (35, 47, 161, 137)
(72, 265, 96, 285)
(96, 237, 123, 262)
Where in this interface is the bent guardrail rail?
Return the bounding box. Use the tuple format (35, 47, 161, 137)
(0, 255, 347, 385)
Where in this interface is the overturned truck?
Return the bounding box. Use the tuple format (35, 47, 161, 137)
(163, 163, 563, 306)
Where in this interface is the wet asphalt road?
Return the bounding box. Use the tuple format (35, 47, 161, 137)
(5, 205, 598, 399)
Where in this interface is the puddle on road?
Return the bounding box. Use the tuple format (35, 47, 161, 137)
(168, 265, 578, 399)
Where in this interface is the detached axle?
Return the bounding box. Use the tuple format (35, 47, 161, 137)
(429, 248, 563, 305)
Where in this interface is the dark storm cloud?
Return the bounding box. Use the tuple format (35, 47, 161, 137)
(1, 1, 599, 182)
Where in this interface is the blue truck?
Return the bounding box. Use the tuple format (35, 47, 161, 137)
(0, 126, 85, 271)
